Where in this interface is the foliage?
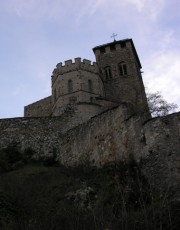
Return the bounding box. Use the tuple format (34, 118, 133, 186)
(0, 145, 57, 174)
(0, 146, 23, 173)
(0, 156, 179, 230)
(147, 91, 178, 117)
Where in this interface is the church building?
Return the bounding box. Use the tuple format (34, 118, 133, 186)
(24, 39, 150, 123)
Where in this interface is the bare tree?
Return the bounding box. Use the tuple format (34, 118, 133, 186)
(147, 91, 178, 117)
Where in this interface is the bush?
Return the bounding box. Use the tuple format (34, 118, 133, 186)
(0, 146, 23, 173)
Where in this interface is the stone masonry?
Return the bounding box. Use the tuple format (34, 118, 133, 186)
(24, 39, 150, 124)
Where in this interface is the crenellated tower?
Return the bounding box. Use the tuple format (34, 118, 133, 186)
(51, 58, 105, 120)
(93, 39, 149, 116)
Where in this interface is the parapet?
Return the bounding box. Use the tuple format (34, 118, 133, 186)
(93, 39, 142, 68)
(52, 58, 99, 83)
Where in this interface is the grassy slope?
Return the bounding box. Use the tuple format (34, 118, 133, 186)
(0, 148, 179, 230)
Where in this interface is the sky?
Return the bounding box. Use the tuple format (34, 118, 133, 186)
(0, 0, 179, 118)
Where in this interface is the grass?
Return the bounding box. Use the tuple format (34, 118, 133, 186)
(0, 147, 179, 230)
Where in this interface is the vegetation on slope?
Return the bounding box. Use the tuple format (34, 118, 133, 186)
(0, 146, 179, 230)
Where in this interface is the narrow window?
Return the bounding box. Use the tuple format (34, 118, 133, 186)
(123, 64, 127, 75)
(110, 44, 116, 51)
(68, 80, 73, 93)
(120, 42, 126, 48)
(119, 65, 123, 76)
(105, 66, 112, 80)
(88, 80, 93, 93)
(118, 62, 128, 76)
(100, 47, 105, 54)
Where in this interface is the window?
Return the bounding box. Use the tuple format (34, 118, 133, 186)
(88, 80, 93, 93)
(105, 66, 112, 80)
(100, 47, 105, 54)
(120, 42, 126, 48)
(68, 80, 73, 93)
(110, 44, 116, 51)
(118, 62, 128, 76)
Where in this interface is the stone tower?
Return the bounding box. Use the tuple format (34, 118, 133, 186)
(93, 39, 149, 116)
(51, 58, 105, 121)
(24, 38, 150, 120)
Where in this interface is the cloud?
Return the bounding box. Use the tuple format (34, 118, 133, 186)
(88, 0, 166, 21)
(144, 48, 180, 108)
(0, 0, 165, 22)
(0, 0, 68, 20)
(0, 0, 179, 118)
(122, 0, 165, 20)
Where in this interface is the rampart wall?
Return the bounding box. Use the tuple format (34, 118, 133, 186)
(24, 96, 52, 117)
(142, 113, 180, 199)
(0, 107, 179, 198)
(1, 106, 180, 168)
(57, 105, 144, 166)
(0, 109, 88, 157)
(52, 58, 98, 85)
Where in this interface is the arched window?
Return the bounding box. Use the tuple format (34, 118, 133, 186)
(118, 62, 128, 76)
(88, 80, 93, 93)
(104, 66, 112, 80)
(68, 80, 73, 93)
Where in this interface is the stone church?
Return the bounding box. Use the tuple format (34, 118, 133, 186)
(24, 39, 150, 123)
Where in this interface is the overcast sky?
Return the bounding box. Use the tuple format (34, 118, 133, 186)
(0, 0, 179, 118)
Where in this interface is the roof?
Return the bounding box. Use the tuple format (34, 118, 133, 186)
(92, 39, 142, 68)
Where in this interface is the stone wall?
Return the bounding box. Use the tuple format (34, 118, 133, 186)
(0, 109, 93, 157)
(52, 58, 98, 85)
(0, 104, 144, 165)
(24, 96, 52, 117)
(58, 105, 144, 166)
(1, 105, 180, 199)
(1, 104, 140, 162)
(1, 106, 180, 169)
(142, 112, 180, 199)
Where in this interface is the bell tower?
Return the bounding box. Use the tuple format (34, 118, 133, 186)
(93, 39, 150, 116)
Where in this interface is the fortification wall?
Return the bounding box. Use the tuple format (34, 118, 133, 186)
(2, 106, 180, 168)
(1, 106, 180, 196)
(0, 109, 92, 157)
(0, 104, 141, 164)
(142, 112, 180, 199)
(52, 58, 98, 85)
(57, 110, 180, 200)
(24, 96, 52, 117)
(58, 105, 144, 166)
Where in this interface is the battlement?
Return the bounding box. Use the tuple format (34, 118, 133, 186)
(52, 58, 99, 81)
(93, 39, 141, 68)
